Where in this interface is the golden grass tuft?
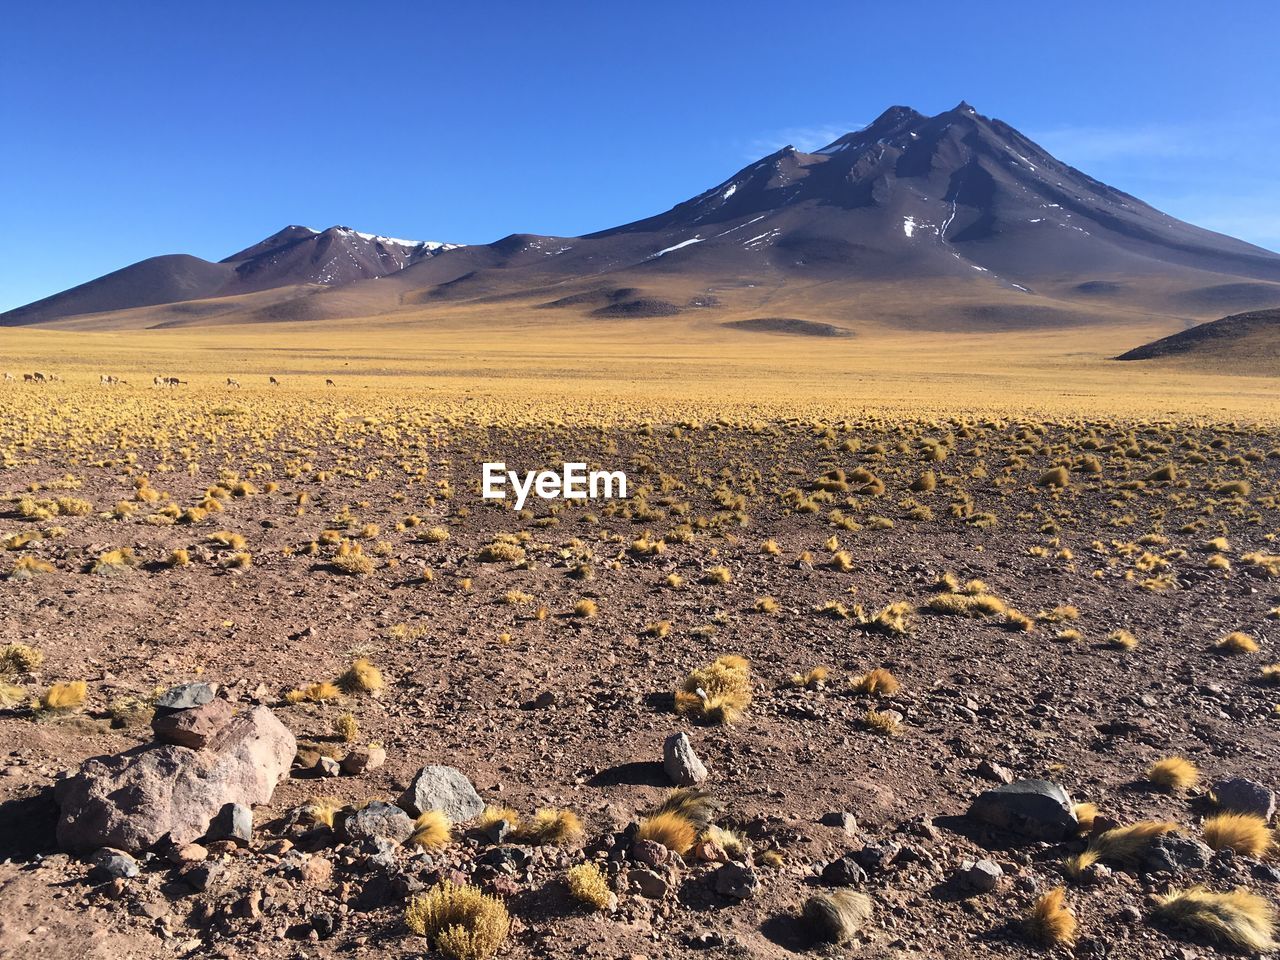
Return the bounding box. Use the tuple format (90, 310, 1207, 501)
(1215, 631, 1259, 655)
(1024, 886, 1077, 947)
(565, 862, 613, 910)
(407, 810, 453, 850)
(801, 889, 873, 944)
(89, 547, 135, 576)
(404, 882, 510, 960)
(1152, 886, 1276, 952)
(635, 810, 697, 856)
(516, 808, 583, 846)
(1202, 812, 1272, 857)
(1066, 820, 1179, 877)
(787, 666, 828, 690)
(332, 712, 359, 743)
(674, 655, 752, 725)
(850, 667, 900, 697)
(1147, 756, 1199, 792)
(861, 707, 902, 735)
(475, 804, 521, 833)
(0, 642, 44, 676)
(285, 681, 342, 704)
(1107, 629, 1139, 651)
(37, 680, 87, 712)
(1072, 802, 1099, 834)
(337, 657, 383, 695)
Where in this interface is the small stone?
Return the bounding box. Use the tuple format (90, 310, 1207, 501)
(87, 849, 139, 883)
(1251, 863, 1280, 883)
(398, 766, 484, 823)
(713, 862, 758, 900)
(339, 745, 387, 776)
(629, 867, 670, 899)
(1142, 834, 1212, 875)
(179, 861, 225, 893)
(631, 838, 672, 868)
(169, 843, 208, 864)
(152, 683, 218, 714)
(206, 802, 253, 845)
(976, 759, 1014, 784)
(820, 811, 858, 836)
(344, 801, 415, 845)
(299, 855, 334, 887)
(150, 698, 234, 749)
(955, 859, 1003, 893)
(853, 840, 901, 873)
(315, 756, 341, 778)
(1211, 778, 1276, 820)
(820, 855, 867, 887)
(663, 732, 708, 786)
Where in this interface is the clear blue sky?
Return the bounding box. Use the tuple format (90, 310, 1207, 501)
(3, 1, 1278, 311)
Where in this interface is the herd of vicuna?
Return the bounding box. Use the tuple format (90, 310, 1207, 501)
(3, 373, 340, 388)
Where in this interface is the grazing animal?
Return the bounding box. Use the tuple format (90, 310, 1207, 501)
(2, 372, 13, 382)
(326, 378, 336, 387)
(100, 374, 122, 386)
(226, 377, 241, 389)
(23, 373, 35, 382)
(32, 371, 49, 383)
(269, 376, 280, 386)
(167, 376, 186, 387)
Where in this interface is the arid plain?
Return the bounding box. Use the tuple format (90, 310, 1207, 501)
(2, 308, 1280, 960)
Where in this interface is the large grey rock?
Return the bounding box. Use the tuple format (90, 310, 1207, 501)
(343, 801, 415, 845)
(663, 732, 708, 786)
(153, 683, 218, 713)
(397, 765, 483, 823)
(1211, 778, 1275, 820)
(967, 779, 1076, 842)
(713, 862, 759, 900)
(55, 705, 294, 853)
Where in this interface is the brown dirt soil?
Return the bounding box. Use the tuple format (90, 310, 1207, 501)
(1, 404, 1278, 959)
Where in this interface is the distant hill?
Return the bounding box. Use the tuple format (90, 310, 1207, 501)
(1117, 308, 1280, 371)
(0, 226, 458, 326)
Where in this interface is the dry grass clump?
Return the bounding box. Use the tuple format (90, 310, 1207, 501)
(407, 810, 453, 850)
(925, 592, 1006, 618)
(419, 526, 450, 544)
(404, 882, 510, 960)
(1215, 631, 1259, 655)
(787, 666, 828, 690)
(478, 539, 526, 563)
(1260, 663, 1280, 685)
(565, 863, 613, 910)
(89, 547, 136, 577)
(1202, 813, 1272, 857)
(1066, 820, 1179, 876)
(801, 889, 873, 944)
(332, 540, 375, 575)
(850, 668, 900, 696)
(1037, 466, 1071, 488)
(515, 808, 584, 846)
(285, 681, 342, 704)
(859, 601, 913, 636)
(860, 707, 902, 735)
(0, 643, 43, 676)
(332, 712, 359, 743)
(674, 655, 752, 725)
(1107, 629, 1139, 651)
(635, 787, 719, 856)
(1147, 756, 1199, 792)
(337, 657, 383, 695)
(703, 565, 732, 584)
(9, 556, 54, 580)
(1024, 887, 1077, 947)
(1151, 886, 1275, 952)
(1240, 552, 1280, 577)
(635, 810, 697, 856)
(37, 680, 87, 713)
(572, 598, 598, 618)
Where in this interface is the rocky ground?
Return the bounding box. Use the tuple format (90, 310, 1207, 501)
(1, 403, 1279, 959)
